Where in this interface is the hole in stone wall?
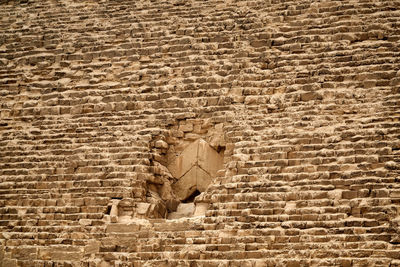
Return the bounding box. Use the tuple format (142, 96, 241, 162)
(215, 145, 225, 154)
(182, 189, 200, 203)
(166, 138, 224, 219)
(105, 205, 112, 215)
(168, 138, 224, 202)
(141, 120, 227, 220)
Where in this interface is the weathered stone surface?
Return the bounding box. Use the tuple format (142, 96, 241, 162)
(11, 247, 37, 260)
(168, 139, 223, 200)
(168, 203, 195, 219)
(197, 139, 224, 178)
(0, 0, 399, 265)
(193, 203, 209, 217)
(106, 223, 140, 233)
(173, 166, 198, 201)
(136, 203, 151, 215)
(38, 247, 83, 261)
(84, 240, 100, 255)
(167, 141, 198, 179)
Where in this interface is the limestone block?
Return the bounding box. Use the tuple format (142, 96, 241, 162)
(168, 203, 195, 219)
(300, 91, 322, 101)
(196, 167, 212, 192)
(110, 199, 120, 223)
(169, 139, 224, 200)
(84, 240, 100, 255)
(176, 203, 195, 216)
(137, 203, 151, 215)
(106, 223, 140, 233)
(168, 140, 198, 178)
(99, 262, 111, 267)
(1, 258, 17, 267)
(179, 123, 193, 132)
(155, 140, 168, 149)
(173, 167, 197, 201)
(38, 247, 83, 261)
(11, 247, 37, 260)
(193, 203, 209, 217)
(197, 139, 224, 177)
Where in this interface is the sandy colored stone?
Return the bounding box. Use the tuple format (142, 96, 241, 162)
(193, 203, 209, 217)
(106, 223, 140, 233)
(196, 166, 212, 192)
(169, 139, 224, 200)
(173, 167, 197, 201)
(38, 247, 83, 261)
(0, 0, 399, 265)
(197, 139, 224, 177)
(167, 140, 198, 179)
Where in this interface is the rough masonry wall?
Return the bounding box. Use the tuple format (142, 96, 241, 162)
(0, 0, 400, 266)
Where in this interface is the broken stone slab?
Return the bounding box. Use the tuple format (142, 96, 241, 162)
(173, 167, 198, 201)
(196, 166, 213, 192)
(197, 139, 224, 177)
(169, 138, 224, 200)
(167, 140, 198, 178)
(168, 203, 195, 219)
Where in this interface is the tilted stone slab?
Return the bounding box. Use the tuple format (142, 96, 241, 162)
(196, 166, 213, 192)
(197, 138, 224, 177)
(167, 140, 199, 179)
(173, 166, 198, 201)
(169, 139, 223, 200)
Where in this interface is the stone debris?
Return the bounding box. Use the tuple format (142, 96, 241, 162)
(0, 0, 400, 266)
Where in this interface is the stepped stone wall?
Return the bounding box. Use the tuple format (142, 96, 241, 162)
(1, 0, 400, 266)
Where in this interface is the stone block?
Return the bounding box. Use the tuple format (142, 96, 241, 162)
(198, 139, 224, 177)
(173, 167, 197, 201)
(84, 240, 100, 255)
(38, 247, 83, 261)
(196, 167, 212, 192)
(179, 123, 193, 132)
(342, 191, 358, 199)
(106, 223, 140, 233)
(136, 203, 151, 215)
(168, 203, 195, 219)
(1, 258, 17, 267)
(11, 247, 37, 260)
(155, 140, 168, 149)
(300, 92, 322, 101)
(193, 203, 208, 217)
(168, 141, 198, 179)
